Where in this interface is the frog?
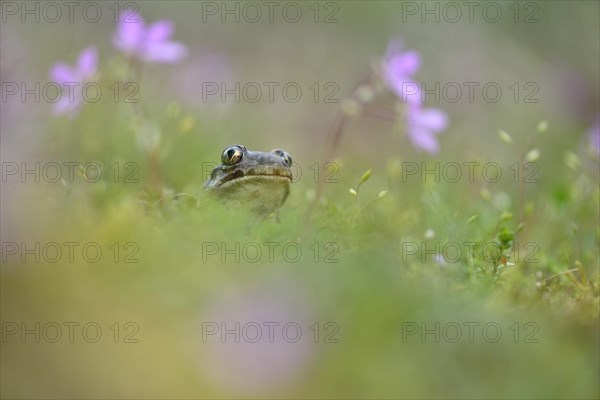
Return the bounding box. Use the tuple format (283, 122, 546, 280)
(204, 144, 293, 216)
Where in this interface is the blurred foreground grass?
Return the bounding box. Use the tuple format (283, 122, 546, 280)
(1, 110, 598, 399)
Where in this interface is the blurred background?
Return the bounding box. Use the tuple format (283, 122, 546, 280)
(1, 1, 599, 398)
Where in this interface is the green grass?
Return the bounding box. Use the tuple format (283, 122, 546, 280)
(2, 105, 598, 398)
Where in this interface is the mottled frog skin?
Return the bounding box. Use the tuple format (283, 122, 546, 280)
(204, 145, 293, 216)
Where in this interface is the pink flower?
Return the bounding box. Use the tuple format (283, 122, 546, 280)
(381, 38, 450, 154)
(113, 11, 186, 63)
(199, 287, 314, 396)
(382, 38, 422, 104)
(49, 46, 98, 117)
(406, 103, 448, 155)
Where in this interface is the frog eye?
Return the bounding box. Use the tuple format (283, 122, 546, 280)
(221, 145, 245, 165)
(271, 149, 292, 166)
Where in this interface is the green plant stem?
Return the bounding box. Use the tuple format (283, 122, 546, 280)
(127, 58, 164, 197)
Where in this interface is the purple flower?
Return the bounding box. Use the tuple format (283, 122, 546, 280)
(380, 37, 450, 154)
(49, 46, 98, 117)
(433, 253, 447, 266)
(382, 38, 422, 104)
(406, 103, 448, 155)
(199, 286, 314, 396)
(113, 11, 186, 63)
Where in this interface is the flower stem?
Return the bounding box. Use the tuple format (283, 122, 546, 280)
(307, 73, 376, 218)
(126, 58, 164, 198)
(361, 105, 397, 121)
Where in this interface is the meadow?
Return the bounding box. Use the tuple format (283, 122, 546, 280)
(1, 1, 599, 398)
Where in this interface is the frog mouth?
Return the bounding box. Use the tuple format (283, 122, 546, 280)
(218, 166, 292, 187)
